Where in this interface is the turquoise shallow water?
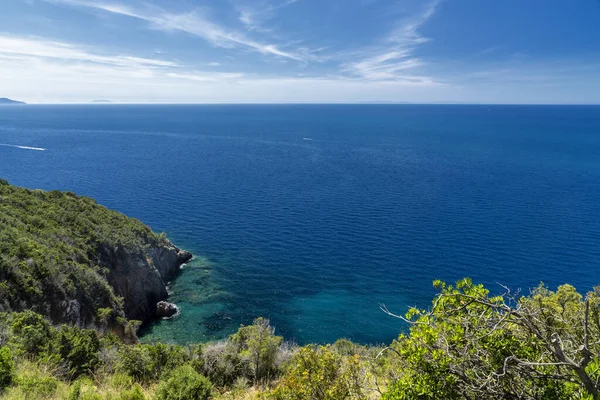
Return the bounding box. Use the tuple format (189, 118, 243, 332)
(1, 104, 599, 345)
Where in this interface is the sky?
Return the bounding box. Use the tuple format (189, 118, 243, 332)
(1, 0, 599, 104)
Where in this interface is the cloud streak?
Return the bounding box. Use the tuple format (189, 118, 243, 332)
(48, 0, 313, 62)
(343, 0, 441, 83)
(0, 34, 250, 90)
(236, 0, 299, 32)
(0, 33, 452, 104)
(0, 35, 177, 68)
(167, 72, 244, 83)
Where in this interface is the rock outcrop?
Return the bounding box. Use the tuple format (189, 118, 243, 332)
(156, 301, 179, 318)
(0, 180, 191, 334)
(99, 241, 191, 322)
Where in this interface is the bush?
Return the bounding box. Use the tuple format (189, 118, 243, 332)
(199, 341, 240, 387)
(116, 345, 152, 383)
(155, 365, 212, 400)
(17, 374, 59, 398)
(51, 326, 101, 379)
(269, 345, 365, 400)
(0, 346, 14, 389)
(147, 343, 188, 378)
(116, 384, 146, 400)
(188, 344, 204, 374)
(9, 311, 52, 357)
(116, 343, 189, 384)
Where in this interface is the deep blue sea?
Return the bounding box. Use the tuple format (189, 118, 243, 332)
(1, 104, 599, 345)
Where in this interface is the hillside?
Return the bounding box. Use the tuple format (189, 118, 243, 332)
(0, 180, 190, 332)
(1, 182, 600, 399)
(0, 98, 25, 105)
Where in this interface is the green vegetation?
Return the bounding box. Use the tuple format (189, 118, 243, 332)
(0, 346, 14, 389)
(155, 365, 212, 400)
(3, 181, 600, 398)
(2, 281, 600, 399)
(0, 179, 171, 330)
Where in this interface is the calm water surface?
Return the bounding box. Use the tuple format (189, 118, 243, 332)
(1, 104, 599, 345)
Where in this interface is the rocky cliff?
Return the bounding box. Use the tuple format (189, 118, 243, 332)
(99, 241, 191, 322)
(0, 179, 191, 333)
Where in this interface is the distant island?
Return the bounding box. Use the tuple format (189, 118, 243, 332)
(91, 99, 112, 103)
(357, 100, 413, 104)
(0, 97, 26, 105)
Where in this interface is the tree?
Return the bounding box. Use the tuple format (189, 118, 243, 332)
(230, 318, 283, 383)
(9, 311, 52, 357)
(381, 278, 600, 399)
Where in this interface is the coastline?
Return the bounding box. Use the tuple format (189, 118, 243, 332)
(0, 180, 192, 339)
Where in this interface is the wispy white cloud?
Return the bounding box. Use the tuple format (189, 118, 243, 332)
(343, 0, 441, 83)
(47, 0, 312, 62)
(386, 0, 440, 45)
(0, 33, 452, 103)
(0, 34, 256, 84)
(0, 35, 177, 68)
(4, 0, 598, 104)
(344, 50, 425, 81)
(167, 71, 244, 82)
(236, 0, 299, 32)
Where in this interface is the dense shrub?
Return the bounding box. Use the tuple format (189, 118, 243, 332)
(116, 343, 189, 383)
(115, 345, 153, 383)
(147, 343, 189, 377)
(51, 326, 101, 379)
(0, 346, 14, 390)
(155, 365, 212, 400)
(193, 319, 285, 387)
(9, 311, 52, 357)
(198, 340, 241, 387)
(269, 345, 365, 400)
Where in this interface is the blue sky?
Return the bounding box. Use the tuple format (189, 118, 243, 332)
(1, 0, 599, 103)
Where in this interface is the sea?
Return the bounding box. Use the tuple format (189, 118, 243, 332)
(1, 104, 599, 345)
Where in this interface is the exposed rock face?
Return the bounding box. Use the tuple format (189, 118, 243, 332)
(0, 180, 192, 331)
(98, 241, 191, 322)
(150, 246, 193, 283)
(156, 301, 178, 318)
(55, 299, 83, 325)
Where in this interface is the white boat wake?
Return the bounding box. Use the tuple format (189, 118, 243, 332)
(0, 143, 46, 151)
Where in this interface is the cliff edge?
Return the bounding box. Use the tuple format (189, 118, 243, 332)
(99, 240, 191, 322)
(0, 179, 191, 331)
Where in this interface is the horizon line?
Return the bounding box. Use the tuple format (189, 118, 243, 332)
(8, 102, 600, 106)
